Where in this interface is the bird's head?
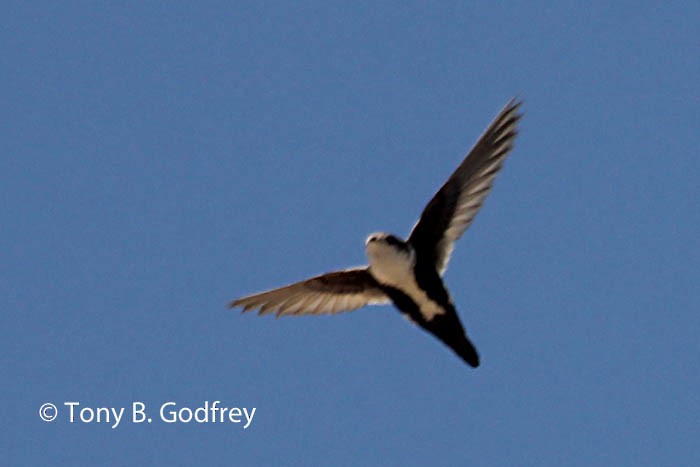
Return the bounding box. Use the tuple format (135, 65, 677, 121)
(365, 232, 412, 260)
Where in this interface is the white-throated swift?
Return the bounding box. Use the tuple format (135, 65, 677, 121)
(230, 99, 522, 368)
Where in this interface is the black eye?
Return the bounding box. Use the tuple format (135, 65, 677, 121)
(385, 235, 400, 246)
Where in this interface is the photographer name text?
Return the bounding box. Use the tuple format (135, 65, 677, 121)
(40, 401, 256, 429)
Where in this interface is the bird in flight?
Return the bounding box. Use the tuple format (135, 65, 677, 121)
(230, 99, 522, 368)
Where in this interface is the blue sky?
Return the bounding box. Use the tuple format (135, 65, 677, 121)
(3, 2, 699, 465)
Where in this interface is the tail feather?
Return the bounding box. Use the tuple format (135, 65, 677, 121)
(452, 334, 480, 368)
(420, 309, 481, 368)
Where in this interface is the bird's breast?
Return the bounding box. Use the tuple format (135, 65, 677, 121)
(368, 249, 446, 321)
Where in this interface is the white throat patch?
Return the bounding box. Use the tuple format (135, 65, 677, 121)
(365, 237, 446, 320)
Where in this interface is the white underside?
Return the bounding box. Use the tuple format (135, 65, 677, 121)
(366, 240, 445, 321)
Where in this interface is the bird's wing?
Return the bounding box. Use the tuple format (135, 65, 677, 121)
(229, 267, 389, 317)
(408, 99, 522, 274)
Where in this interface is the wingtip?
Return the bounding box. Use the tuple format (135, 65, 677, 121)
(508, 94, 523, 106)
(228, 299, 251, 313)
(498, 98, 523, 134)
(505, 97, 523, 116)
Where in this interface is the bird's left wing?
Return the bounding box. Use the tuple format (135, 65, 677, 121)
(229, 267, 389, 317)
(408, 99, 522, 274)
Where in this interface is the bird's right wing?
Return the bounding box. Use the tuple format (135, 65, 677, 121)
(229, 267, 389, 317)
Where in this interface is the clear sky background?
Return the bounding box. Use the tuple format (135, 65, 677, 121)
(3, 2, 699, 466)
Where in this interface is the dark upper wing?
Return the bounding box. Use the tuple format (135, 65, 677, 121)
(408, 99, 522, 274)
(229, 267, 389, 317)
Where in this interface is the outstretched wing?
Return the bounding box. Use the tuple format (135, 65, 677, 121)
(408, 99, 522, 274)
(229, 267, 389, 317)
